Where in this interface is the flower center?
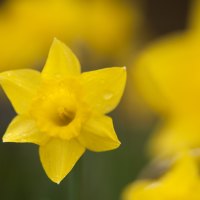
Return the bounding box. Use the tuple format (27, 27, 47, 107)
(53, 107, 76, 126)
(30, 77, 87, 140)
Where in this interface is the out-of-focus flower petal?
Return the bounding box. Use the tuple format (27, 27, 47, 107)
(122, 153, 200, 200)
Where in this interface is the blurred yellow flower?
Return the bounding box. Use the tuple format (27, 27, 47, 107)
(0, 0, 136, 70)
(0, 39, 126, 183)
(122, 153, 200, 200)
(133, 0, 200, 156)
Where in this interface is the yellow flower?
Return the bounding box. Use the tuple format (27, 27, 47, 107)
(0, 0, 136, 70)
(132, 0, 200, 156)
(0, 38, 126, 183)
(122, 153, 200, 200)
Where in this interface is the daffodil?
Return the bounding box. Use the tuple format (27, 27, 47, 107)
(132, 0, 200, 156)
(122, 153, 200, 200)
(0, 0, 136, 70)
(0, 38, 126, 183)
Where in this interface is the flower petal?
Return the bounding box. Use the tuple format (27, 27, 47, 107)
(133, 34, 195, 114)
(42, 38, 81, 77)
(122, 153, 200, 200)
(39, 138, 85, 184)
(0, 69, 41, 114)
(148, 115, 200, 157)
(81, 67, 126, 114)
(78, 115, 121, 152)
(3, 115, 48, 145)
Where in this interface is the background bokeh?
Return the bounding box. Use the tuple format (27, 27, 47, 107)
(0, 0, 190, 199)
